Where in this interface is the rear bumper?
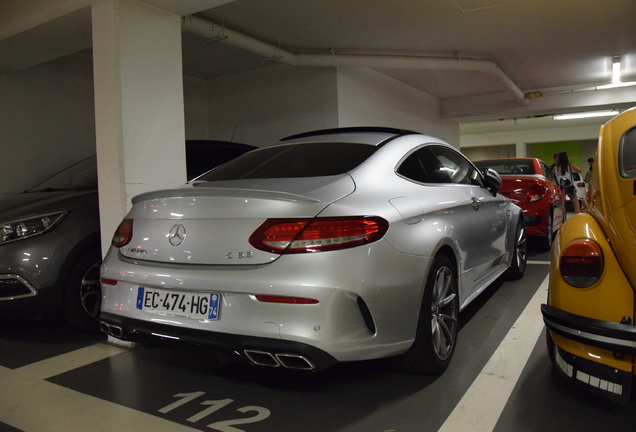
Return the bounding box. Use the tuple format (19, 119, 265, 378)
(542, 304, 636, 404)
(524, 215, 542, 227)
(552, 343, 632, 404)
(521, 208, 545, 237)
(100, 312, 339, 371)
(541, 304, 636, 354)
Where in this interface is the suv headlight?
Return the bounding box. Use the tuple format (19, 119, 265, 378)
(0, 211, 67, 244)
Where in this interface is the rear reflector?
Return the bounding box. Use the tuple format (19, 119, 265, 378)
(101, 278, 118, 286)
(249, 216, 388, 254)
(255, 295, 319, 304)
(559, 239, 603, 288)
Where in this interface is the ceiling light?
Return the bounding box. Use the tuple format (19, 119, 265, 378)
(595, 56, 636, 89)
(596, 81, 636, 90)
(553, 110, 618, 120)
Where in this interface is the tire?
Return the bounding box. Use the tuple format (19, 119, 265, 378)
(537, 210, 553, 251)
(386, 254, 459, 374)
(62, 248, 102, 331)
(505, 217, 527, 280)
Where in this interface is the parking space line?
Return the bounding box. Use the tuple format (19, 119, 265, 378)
(527, 260, 550, 265)
(438, 275, 548, 432)
(14, 342, 127, 380)
(0, 343, 200, 432)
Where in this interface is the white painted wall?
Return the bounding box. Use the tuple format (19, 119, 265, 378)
(206, 65, 339, 146)
(336, 68, 459, 146)
(0, 54, 95, 193)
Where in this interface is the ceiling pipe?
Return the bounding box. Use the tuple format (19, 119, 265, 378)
(182, 15, 526, 102)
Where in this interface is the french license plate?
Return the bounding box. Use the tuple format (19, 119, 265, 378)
(136, 287, 220, 320)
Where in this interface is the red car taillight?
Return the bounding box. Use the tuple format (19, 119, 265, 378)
(559, 239, 604, 288)
(249, 216, 389, 254)
(527, 182, 547, 203)
(112, 218, 133, 248)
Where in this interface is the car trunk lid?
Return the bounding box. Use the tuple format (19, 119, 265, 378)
(119, 176, 355, 265)
(497, 176, 545, 205)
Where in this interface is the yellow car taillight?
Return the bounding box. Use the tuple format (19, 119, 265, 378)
(559, 239, 604, 288)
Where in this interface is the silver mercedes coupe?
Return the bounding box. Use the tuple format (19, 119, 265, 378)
(99, 127, 526, 374)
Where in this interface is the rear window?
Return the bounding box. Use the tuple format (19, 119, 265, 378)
(196, 142, 378, 181)
(620, 127, 636, 178)
(474, 159, 535, 175)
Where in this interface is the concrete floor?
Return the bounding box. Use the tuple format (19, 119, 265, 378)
(1, 247, 635, 432)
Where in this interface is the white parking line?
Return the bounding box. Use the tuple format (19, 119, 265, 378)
(14, 342, 126, 380)
(0, 343, 200, 432)
(438, 275, 549, 432)
(527, 260, 550, 265)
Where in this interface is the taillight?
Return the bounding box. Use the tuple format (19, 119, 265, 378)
(559, 239, 604, 288)
(112, 218, 133, 248)
(249, 216, 389, 254)
(527, 182, 547, 202)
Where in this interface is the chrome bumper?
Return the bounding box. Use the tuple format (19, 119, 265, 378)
(541, 304, 636, 354)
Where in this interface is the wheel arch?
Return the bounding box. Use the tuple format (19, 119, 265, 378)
(57, 232, 102, 287)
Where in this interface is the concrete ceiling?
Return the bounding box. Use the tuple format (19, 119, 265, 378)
(1, 0, 635, 124)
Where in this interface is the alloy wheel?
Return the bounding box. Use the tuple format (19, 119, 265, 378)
(430, 265, 458, 361)
(80, 260, 102, 319)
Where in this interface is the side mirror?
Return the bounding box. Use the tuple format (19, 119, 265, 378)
(483, 168, 502, 196)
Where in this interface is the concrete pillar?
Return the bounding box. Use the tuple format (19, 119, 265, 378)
(91, 0, 186, 256)
(516, 141, 526, 157)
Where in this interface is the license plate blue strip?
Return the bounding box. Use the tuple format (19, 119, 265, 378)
(208, 293, 219, 320)
(137, 287, 144, 309)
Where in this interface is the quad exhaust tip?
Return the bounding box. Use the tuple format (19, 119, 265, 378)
(244, 349, 316, 371)
(100, 321, 123, 339)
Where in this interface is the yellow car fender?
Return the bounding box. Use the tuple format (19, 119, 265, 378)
(548, 212, 634, 373)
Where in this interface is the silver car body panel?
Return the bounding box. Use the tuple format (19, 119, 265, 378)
(100, 130, 521, 364)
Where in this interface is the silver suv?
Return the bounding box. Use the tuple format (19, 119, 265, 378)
(0, 156, 101, 330)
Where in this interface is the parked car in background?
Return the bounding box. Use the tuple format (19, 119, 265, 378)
(474, 158, 566, 251)
(0, 156, 101, 330)
(185, 140, 256, 179)
(0, 141, 255, 330)
(100, 127, 527, 375)
(542, 107, 636, 404)
(569, 171, 587, 210)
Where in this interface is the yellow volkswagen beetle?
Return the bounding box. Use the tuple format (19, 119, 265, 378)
(542, 106, 636, 404)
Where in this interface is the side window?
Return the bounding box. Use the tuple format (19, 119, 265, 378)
(398, 146, 459, 184)
(620, 126, 636, 178)
(541, 161, 557, 183)
(430, 146, 484, 187)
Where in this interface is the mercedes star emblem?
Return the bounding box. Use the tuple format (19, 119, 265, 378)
(168, 224, 186, 246)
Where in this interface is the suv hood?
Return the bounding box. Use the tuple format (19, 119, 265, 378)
(0, 190, 98, 222)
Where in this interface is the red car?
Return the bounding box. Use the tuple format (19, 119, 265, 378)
(474, 158, 566, 250)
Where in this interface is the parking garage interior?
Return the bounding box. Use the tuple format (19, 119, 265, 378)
(2, 1, 636, 431)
